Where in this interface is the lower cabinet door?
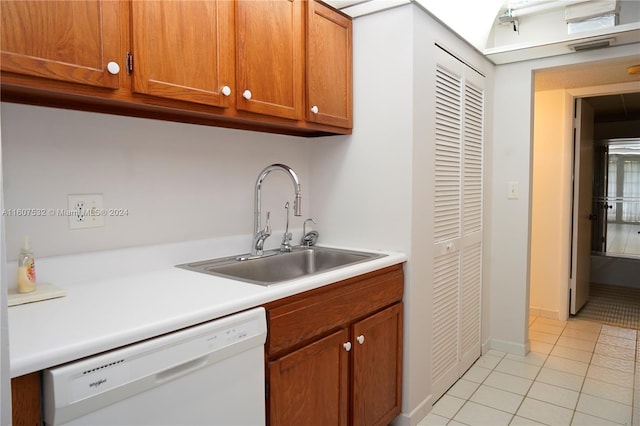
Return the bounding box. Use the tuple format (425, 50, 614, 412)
(352, 303, 403, 426)
(268, 329, 349, 426)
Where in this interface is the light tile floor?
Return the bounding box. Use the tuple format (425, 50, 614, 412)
(420, 317, 639, 425)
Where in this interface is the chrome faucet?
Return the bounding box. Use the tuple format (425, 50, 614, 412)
(249, 164, 302, 258)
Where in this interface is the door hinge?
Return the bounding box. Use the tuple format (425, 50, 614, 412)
(126, 52, 133, 74)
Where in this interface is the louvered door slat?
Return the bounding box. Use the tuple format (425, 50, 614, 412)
(459, 242, 482, 374)
(432, 252, 460, 388)
(463, 81, 484, 235)
(435, 64, 462, 243)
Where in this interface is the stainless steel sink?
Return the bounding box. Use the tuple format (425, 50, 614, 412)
(176, 246, 386, 286)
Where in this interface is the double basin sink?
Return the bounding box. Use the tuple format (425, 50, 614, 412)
(177, 246, 386, 286)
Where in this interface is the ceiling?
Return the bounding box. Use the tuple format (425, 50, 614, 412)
(534, 56, 640, 90)
(588, 92, 640, 122)
(535, 55, 640, 122)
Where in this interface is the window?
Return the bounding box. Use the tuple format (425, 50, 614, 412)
(608, 154, 640, 224)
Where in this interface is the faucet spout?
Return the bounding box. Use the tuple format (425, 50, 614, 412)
(252, 164, 302, 257)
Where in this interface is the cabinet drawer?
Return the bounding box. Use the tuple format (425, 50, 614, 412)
(265, 265, 403, 357)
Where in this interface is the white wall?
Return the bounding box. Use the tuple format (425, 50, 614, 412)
(1, 103, 311, 264)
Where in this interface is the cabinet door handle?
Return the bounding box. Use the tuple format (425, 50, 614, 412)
(310, 105, 319, 114)
(357, 335, 364, 345)
(221, 86, 231, 97)
(242, 89, 252, 100)
(107, 61, 120, 75)
(343, 342, 352, 352)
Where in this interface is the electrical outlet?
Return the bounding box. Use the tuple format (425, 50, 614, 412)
(68, 194, 104, 229)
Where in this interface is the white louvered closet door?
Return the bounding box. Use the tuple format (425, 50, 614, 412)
(431, 47, 484, 402)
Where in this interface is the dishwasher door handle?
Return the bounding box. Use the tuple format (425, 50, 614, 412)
(155, 355, 208, 384)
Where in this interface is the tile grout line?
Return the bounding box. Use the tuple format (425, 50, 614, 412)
(567, 320, 597, 426)
(520, 317, 566, 426)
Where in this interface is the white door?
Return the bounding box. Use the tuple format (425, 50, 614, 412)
(570, 98, 594, 315)
(431, 47, 484, 401)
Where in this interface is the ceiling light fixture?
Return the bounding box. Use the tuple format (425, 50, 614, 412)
(504, 0, 584, 17)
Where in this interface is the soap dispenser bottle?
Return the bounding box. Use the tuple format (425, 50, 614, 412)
(17, 235, 36, 294)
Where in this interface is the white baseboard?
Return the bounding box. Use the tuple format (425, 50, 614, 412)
(489, 338, 529, 356)
(530, 307, 559, 320)
(481, 336, 492, 355)
(392, 394, 433, 426)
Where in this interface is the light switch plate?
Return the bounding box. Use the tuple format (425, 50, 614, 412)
(508, 182, 519, 199)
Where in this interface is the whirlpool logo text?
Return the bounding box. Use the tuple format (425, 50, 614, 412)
(89, 378, 107, 389)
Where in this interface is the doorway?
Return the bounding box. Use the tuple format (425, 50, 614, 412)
(529, 71, 640, 325)
(570, 93, 640, 329)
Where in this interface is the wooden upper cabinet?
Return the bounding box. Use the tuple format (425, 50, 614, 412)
(0, 0, 121, 89)
(1, 0, 352, 136)
(306, 0, 352, 128)
(236, 0, 304, 120)
(131, 0, 235, 107)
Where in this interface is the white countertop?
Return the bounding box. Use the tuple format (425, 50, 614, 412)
(8, 238, 406, 378)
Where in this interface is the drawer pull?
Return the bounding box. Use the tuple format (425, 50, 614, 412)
(343, 342, 351, 352)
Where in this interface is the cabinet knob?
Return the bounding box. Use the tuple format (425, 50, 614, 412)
(242, 89, 252, 100)
(310, 105, 319, 114)
(107, 61, 120, 75)
(357, 335, 365, 345)
(343, 342, 352, 352)
(221, 86, 231, 97)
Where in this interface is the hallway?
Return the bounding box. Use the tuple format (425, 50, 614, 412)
(421, 317, 637, 425)
(574, 282, 640, 330)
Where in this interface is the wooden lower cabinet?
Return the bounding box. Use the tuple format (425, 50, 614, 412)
(265, 265, 404, 426)
(269, 329, 350, 426)
(352, 303, 403, 426)
(11, 372, 41, 426)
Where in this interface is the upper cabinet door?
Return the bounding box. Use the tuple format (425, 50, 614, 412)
(0, 0, 121, 89)
(306, 1, 352, 129)
(236, 0, 303, 120)
(131, 1, 235, 107)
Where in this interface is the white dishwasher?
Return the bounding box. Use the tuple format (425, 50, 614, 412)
(42, 307, 267, 426)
